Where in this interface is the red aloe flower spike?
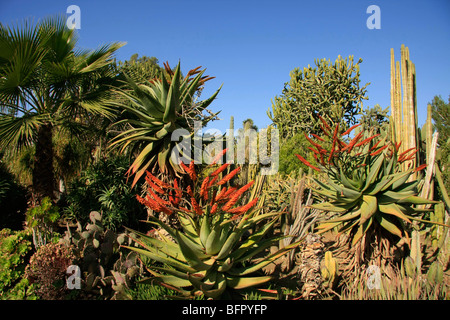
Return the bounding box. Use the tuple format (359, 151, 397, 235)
(210, 189, 217, 207)
(146, 171, 170, 189)
(191, 196, 203, 215)
(341, 123, 361, 136)
(295, 154, 321, 172)
(189, 160, 197, 181)
(328, 139, 336, 164)
(221, 181, 254, 211)
(217, 167, 241, 186)
(355, 134, 381, 148)
(226, 197, 258, 215)
(210, 203, 218, 214)
(210, 163, 230, 177)
(395, 141, 402, 152)
(317, 115, 332, 132)
(398, 148, 417, 162)
(181, 161, 197, 181)
(307, 147, 320, 154)
(398, 147, 417, 158)
(148, 188, 171, 206)
(208, 175, 219, 187)
(414, 163, 427, 172)
(370, 144, 389, 156)
(215, 187, 228, 202)
(186, 185, 194, 198)
(222, 187, 237, 200)
(341, 131, 363, 152)
(319, 124, 330, 137)
(305, 133, 326, 153)
(172, 179, 181, 206)
(200, 177, 210, 201)
(210, 148, 229, 166)
(311, 134, 325, 142)
(145, 177, 165, 195)
(368, 140, 382, 153)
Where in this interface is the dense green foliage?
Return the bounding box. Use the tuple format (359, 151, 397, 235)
(61, 155, 146, 231)
(268, 55, 369, 139)
(431, 95, 450, 197)
(0, 229, 36, 300)
(0, 16, 123, 200)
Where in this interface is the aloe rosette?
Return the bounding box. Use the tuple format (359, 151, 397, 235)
(123, 154, 296, 299)
(296, 117, 444, 246)
(110, 61, 222, 186)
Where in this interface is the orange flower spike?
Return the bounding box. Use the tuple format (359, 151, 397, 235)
(200, 177, 210, 201)
(191, 196, 203, 215)
(414, 164, 427, 172)
(210, 148, 228, 166)
(223, 187, 238, 199)
(215, 187, 228, 202)
(341, 123, 361, 136)
(210, 203, 218, 215)
(146, 171, 170, 189)
(370, 144, 389, 156)
(311, 134, 325, 142)
(355, 134, 381, 148)
(221, 181, 254, 211)
(395, 141, 402, 152)
(319, 124, 330, 137)
(189, 160, 197, 181)
(307, 147, 320, 154)
(217, 167, 241, 186)
(208, 175, 219, 187)
(342, 131, 363, 153)
(148, 189, 171, 206)
(317, 115, 332, 132)
(295, 154, 321, 172)
(368, 140, 382, 153)
(305, 134, 326, 152)
(172, 179, 182, 206)
(210, 163, 230, 177)
(226, 197, 258, 215)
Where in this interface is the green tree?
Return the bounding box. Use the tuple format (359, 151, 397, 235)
(430, 95, 450, 196)
(268, 55, 369, 140)
(117, 54, 162, 84)
(0, 16, 124, 201)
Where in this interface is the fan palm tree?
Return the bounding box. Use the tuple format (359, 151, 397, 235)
(0, 16, 124, 201)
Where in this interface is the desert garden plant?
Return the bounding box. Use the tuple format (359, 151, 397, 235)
(109, 61, 222, 187)
(123, 153, 299, 299)
(296, 116, 446, 272)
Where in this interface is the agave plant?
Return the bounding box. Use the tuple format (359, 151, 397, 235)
(296, 116, 445, 248)
(122, 152, 297, 299)
(110, 61, 222, 186)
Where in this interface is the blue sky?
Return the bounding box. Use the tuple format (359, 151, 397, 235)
(1, 0, 449, 133)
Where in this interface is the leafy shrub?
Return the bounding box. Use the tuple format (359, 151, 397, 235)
(26, 197, 60, 248)
(25, 242, 76, 300)
(0, 228, 37, 300)
(61, 155, 147, 231)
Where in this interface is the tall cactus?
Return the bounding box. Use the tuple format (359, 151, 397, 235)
(390, 45, 418, 177)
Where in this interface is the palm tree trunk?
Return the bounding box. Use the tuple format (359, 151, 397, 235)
(33, 122, 55, 201)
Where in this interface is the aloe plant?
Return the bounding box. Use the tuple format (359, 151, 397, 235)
(296, 117, 445, 247)
(123, 154, 297, 299)
(110, 61, 222, 186)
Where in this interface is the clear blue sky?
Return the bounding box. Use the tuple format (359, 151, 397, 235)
(1, 0, 449, 133)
